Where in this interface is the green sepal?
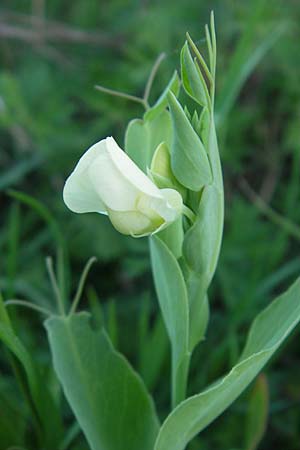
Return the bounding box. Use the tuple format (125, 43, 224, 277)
(149, 142, 187, 199)
(183, 105, 191, 121)
(167, 91, 212, 191)
(198, 107, 210, 147)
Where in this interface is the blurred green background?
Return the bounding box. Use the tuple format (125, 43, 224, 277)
(1, 0, 300, 449)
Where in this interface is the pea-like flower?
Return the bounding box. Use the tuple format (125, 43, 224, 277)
(63, 137, 183, 237)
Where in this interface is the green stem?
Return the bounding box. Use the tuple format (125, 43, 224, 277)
(95, 85, 149, 109)
(172, 352, 191, 408)
(143, 52, 166, 103)
(205, 24, 213, 73)
(210, 11, 217, 105)
(182, 205, 196, 223)
(194, 59, 212, 110)
(5, 299, 52, 316)
(69, 257, 97, 316)
(46, 257, 65, 316)
(186, 32, 213, 85)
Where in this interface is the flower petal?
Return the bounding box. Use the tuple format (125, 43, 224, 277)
(63, 139, 107, 214)
(106, 137, 162, 198)
(107, 209, 163, 236)
(136, 188, 183, 223)
(87, 137, 163, 211)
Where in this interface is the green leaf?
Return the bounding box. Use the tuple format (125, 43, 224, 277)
(183, 185, 223, 280)
(150, 235, 190, 407)
(157, 217, 184, 260)
(181, 42, 207, 106)
(154, 277, 300, 450)
(0, 297, 63, 449)
(45, 313, 159, 450)
(125, 110, 172, 173)
(144, 70, 180, 121)
(167, 92, 212, 191)
(244, 374, 269, 450)
(187, 276, 210, 351)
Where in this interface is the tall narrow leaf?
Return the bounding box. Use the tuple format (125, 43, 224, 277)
(150, 235, 190, 407)
(154, 277, 300, 450)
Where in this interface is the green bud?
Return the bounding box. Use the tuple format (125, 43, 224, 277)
(198, 107, 210, 147)
(150, 142, 172, 180)
(181, 41, 207, 107)
(149, 142, 186, 199)
(167, 91, 212, 191)
(191, 110, 200, 133)
(184, 105, 191, 121)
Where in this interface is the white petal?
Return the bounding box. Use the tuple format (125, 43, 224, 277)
(107, 209, 164, 236)
(87, 149, 140, 211)
(106, 137, 162, 198)
(160, 188, 183, 221)
(63, 139, 107, 214)
(136, 188, 183, 223)
(87, 137, 163, 211)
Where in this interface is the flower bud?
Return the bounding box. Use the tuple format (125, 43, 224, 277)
(149, 142, 186, 200)
(63, 137, 183, 237)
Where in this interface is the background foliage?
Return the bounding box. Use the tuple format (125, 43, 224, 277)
(0, 0, 300, 449)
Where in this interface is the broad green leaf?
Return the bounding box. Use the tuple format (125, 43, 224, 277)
(144, 70, 180, 121)
(150, 235, 190, 406)
(154, 277, 300, 450)
(45, 313, 159, 450)
(125, 110, 172, 172)
(167, 92, 212, 191)
(244, 374, 269, 450)
(181, 42, 207, 106)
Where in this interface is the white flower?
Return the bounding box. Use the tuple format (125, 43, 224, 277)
(63, 137, 183, 237)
